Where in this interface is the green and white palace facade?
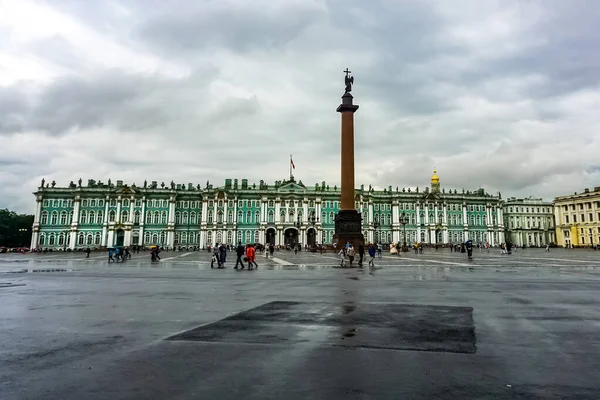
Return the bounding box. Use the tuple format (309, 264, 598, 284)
(31, 172, 505, 250)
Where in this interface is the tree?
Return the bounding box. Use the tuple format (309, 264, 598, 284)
(0, 209, 34, 247)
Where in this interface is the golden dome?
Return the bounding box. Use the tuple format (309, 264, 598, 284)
(431, 169, 439, 184)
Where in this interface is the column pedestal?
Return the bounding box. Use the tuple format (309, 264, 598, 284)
(333, 210, 364, 248)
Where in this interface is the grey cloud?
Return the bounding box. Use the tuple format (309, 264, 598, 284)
(1, 0, 600, 213)
(136, 0, 326, 55)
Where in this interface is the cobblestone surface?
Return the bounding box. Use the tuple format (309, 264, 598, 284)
(1, 248, 600, 399)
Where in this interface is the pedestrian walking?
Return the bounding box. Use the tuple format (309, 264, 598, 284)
(235, 241, 245, 269)
(108, 248, 114, 263)
(85, 247, 91, 258)
(358, 243, 365, 267)
(545, 244, 550, 252)
(211, 244, 221, 269)
(246, 244, 258, 270)
(368, 244, 376, 268)
(338, 247, 346, 267)
(347, 245, 355, 267)
(219, 243, 227, 268)
(377, 243, 382, 258)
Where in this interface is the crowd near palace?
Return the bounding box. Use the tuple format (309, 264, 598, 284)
(30, 171, 600, 251)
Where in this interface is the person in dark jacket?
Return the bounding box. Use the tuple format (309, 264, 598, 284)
(358, 244, 365, 267)
(235, 242, 245, 269)
(219, 243, 227, 268)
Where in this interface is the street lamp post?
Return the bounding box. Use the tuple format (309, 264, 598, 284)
(295, 214, 302, 248)
(63, 229, 69, 251)
(308, 212, 319, 251)
(400, 212, 409, 252)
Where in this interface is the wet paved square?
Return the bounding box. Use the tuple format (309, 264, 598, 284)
(168, 301, 476, 353)
(1, 248, 600, 399)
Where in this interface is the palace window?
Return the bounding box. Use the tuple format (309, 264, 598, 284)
(217, 211, 223, 223)
(245, 231, 251, 243)
(247, 211, 252, 224)
(99, 200, 104, 207)
(238, 210, 244, 223)
(268, 200, 274, 207)
(123, 199, 129, 207)
(134, 211, 140, 224)
(78, 233, 84, 245)
(238, 201, 243, 207)
(60, 211, 67, 225)
(79, 211, 87, 224)
(227, 231, 233, 243)
(227, 211, 233, 223)
(476, 215, 480, 226)
(43, 200, 49, 207)
(190, 212, 197, 224)
(152, 233, 159, 244)
(236, 231, 242, 242)
(121, 211, 128, 223)
(110, 199, 117, 207)
(47, 234, 55, 246)
(175, 212, 181, 224)
(95, 233, 101, 245)
(51, 211, 58, 225)
(52, 200, 58, 208)
(254, 231, 260, 243)
(255, 211, 260, 222)
(86, 234, 93, 245)
(209, 200, 214, 208)
(268, 211, 274, 223)
(89, 211, 95, 224)
(161, 211, 167, 224)
(144, 232, 151, 244)
(38, 234, 45, 245)
(228, 200, 234, 208)
(146, 211, 152, 224)
(329, 212, 334, 223)
(208, 210, 213, 224)
(109, 211, 116, 222)
(153, 211, 159, 224)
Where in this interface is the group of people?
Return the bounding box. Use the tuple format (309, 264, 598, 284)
(107, 246, 131, 263)
(212, 242, 265, 270)
(337, 242, 378, 268)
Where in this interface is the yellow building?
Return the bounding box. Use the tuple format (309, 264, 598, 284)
(554, 186, 600, 248)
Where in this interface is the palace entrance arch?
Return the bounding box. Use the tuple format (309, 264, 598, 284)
(307, 228, 317, 247)
(284, 227, 299, 248)
(266, 228, 276, 245)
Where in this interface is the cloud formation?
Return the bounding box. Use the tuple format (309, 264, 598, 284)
(1, 0, 599, 212)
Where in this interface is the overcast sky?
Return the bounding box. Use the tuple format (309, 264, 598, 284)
(1, 0, 599, 213)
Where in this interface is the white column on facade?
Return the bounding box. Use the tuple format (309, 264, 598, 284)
(202, 200, 208, 223)
(262, 200, 267, 223)
(424, 203, 429, 225)
(116, 196, 122, 224)
(101, 197, 109, 246)
(303, 200, 308, 222)
(69, 197, 81, 250)
(128, 197, 134, 223)
(167, 196, 176, 248)
(275, 199, 281, 223)
(223, 198, 228, 225)
(31, 197, 43, 248)
(138, 197, 145, 247)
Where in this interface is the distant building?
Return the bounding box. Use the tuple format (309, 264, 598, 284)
(30, 172, 505, 250)
(554, 187, 600, 247)
(503, 196, 555, 247)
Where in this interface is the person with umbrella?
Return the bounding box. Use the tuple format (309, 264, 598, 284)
(465, 239, 474, 259)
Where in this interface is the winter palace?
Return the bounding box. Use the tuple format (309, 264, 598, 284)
(30, 171, 507, 250)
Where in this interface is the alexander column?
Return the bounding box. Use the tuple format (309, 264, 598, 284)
(333, 69, 364, 248)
